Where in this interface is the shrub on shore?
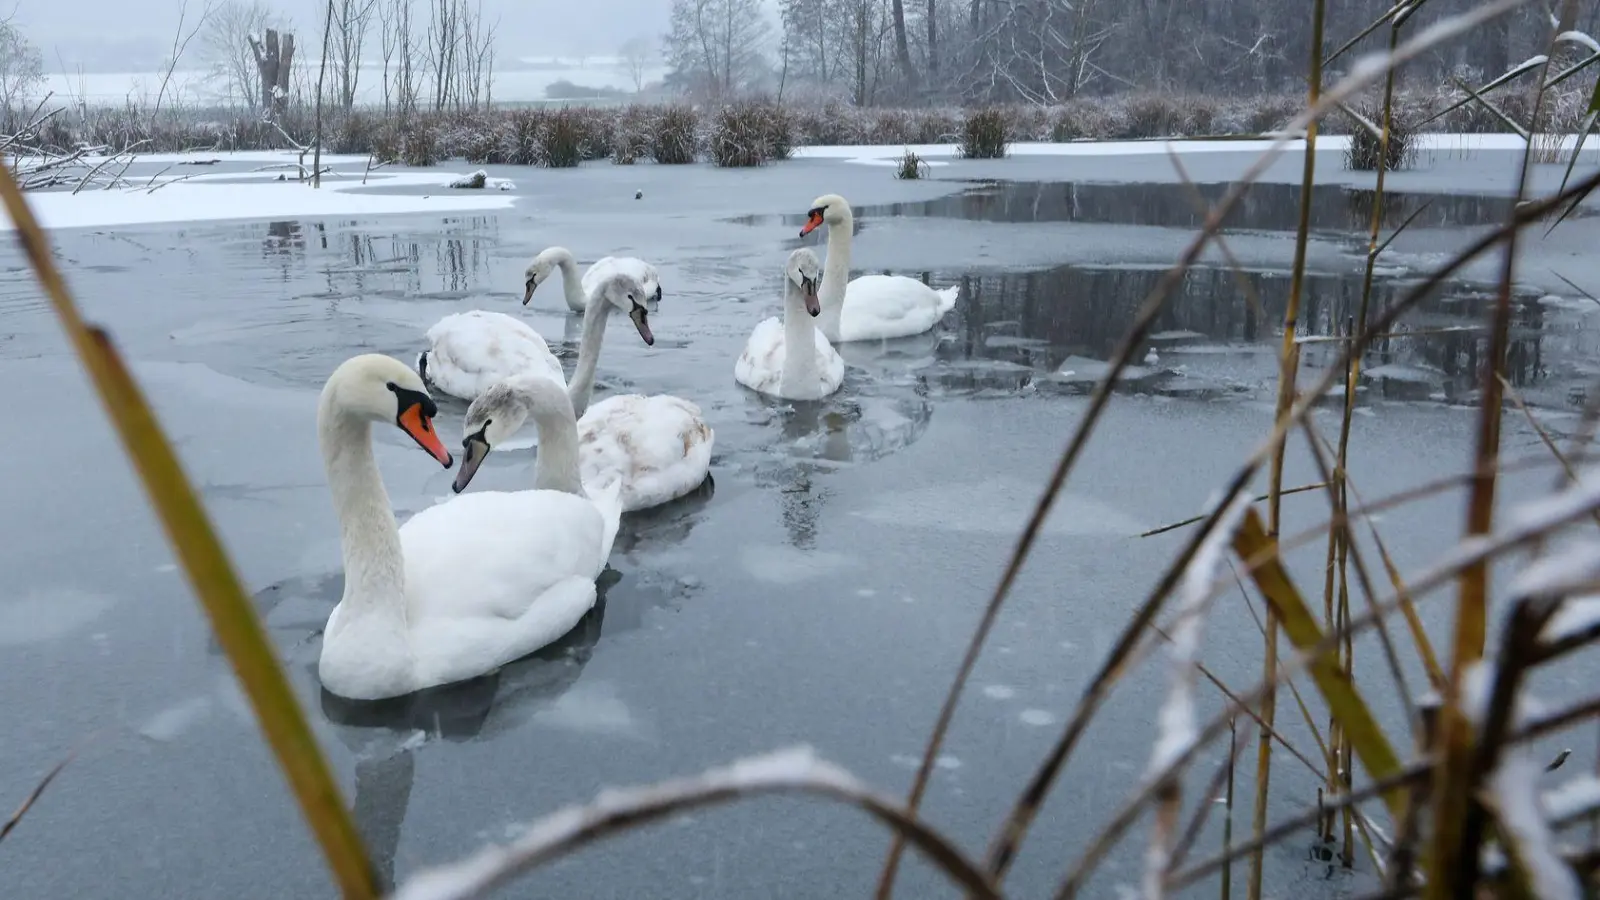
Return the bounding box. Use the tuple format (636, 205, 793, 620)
(25, 83, 1591, 169)
(960, 108, 1008, 159)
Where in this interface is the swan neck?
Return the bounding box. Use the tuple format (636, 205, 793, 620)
(782, 281, 822, 397)
(559, 255, 585, 312)
(318, 403, 407, 618)
(819, 219, 852, 336)
(566, 297, 611, 418)
(531, 393, 586, 495)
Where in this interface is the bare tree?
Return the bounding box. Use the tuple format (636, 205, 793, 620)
(620, 35, 653, 93)
(199, 0, 286, 109)
(0, 18, 44, 132)
(425, 0, 459, 110)
(662, 0, 771, 101)
(327, 0, 380, 109)
(377, 0, 419, 117)
(456, 0, 497, 109)
(151, 0, 216, 121)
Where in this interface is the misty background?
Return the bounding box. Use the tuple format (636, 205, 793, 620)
(15, 0, 670, 69)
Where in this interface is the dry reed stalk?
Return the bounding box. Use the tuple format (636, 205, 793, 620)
(1427, 5, 1574, 892)
(1251, 0, 1328, 889)
(0, 753, 73, 845)
(0, 155, 377, 897)
(390, 747, 1000, 900)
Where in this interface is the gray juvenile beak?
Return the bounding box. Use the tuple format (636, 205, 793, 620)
(629, 302, 655, 345)
(802, 276, 820, 316)
(522, 279, 535, 305)
(453, 436, 491, 493)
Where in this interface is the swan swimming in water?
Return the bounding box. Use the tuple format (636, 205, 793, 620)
(799, 192, 960, 343)
(314, 353, 621, 702)
(523, 245, 663, 314)
(734, 247, 845, 401)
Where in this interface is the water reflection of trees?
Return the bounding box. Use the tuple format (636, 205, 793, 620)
(252, 215, 502, 298)
(942, 263, 1547, 389)
(857, 181, 1557, 232)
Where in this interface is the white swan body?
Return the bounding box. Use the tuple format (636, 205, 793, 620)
(315, 354, 620, 702)
(735, 247, 845, 401)
(526, 246, 663, 314)
(415, 310, 565, 403)
(576, 393, 714, 512)
(800, 192, 960, 343)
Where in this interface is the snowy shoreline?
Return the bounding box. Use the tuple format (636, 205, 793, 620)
(5, 133, 1594, 233)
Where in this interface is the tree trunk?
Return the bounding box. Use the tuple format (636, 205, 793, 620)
(927, 0, 938, 75)
(891, 0, 914, 83)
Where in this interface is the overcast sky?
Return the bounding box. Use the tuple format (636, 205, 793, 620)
(15, 0, 671, 68)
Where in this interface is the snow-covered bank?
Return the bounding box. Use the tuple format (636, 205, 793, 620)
(4, 169, 517, 232)
(793, 132, 1600, 165)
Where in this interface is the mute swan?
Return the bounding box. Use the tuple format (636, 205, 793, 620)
(415, 310, 565, 403)
(799, 192, 960, 342)
(734, 247, 845, 400)
(315, 354, 622, 702)
(524, 245, 664, 314)
(569, 374, 714, 514)
(466, 271, 712, 512)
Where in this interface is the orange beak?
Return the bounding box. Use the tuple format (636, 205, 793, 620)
(398, 404, 453, 468)
(799, 210, 823, 237)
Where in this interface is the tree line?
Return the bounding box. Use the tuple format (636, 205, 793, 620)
(661, 0, 1598, 106)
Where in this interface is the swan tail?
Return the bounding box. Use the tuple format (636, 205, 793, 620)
(934, 283, 961, 317)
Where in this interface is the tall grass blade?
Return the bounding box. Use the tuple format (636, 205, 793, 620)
(0, 167, 378, 897)
(1252, 0, 1328, 886)
(1232, 509, 1407, 816)
(1427, 9, 1567, 890)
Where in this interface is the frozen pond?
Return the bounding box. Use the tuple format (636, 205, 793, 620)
(3, 144, 1600, 898)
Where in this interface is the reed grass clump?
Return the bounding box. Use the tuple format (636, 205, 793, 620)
(649, 105, 699, 165)
(1345, 106, 1418, 171)
(959, 108, 1008, 159)
(895, 148, 929, 179)
(707, 102, 792, 167)
(537, 109, 586, 168)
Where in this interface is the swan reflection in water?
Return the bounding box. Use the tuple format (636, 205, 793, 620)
(314, 572, 617, 891)
(741, 382, 933, 549)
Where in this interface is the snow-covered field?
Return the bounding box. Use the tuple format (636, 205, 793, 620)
(6, 163, 516, 231)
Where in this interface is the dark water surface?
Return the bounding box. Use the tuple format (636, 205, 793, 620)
(3, 157, 1597, 899)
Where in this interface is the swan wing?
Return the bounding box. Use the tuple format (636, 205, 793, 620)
(733, 316, 786, 396)
(423, 310, 566, 399)
(399, 488, 609, 623)
(407, 575, 598, 691)
(583, 256, 661, 299)
(837, 274, 960, 342)
(814, 328, 847, 395)
(578, 393, 714, 511)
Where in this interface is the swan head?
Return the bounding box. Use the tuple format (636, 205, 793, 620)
(453, 374, 571, 493)
(592, 271, 658, 346)
(522, 246, 574, 305)
(323, 354, 454, 468)
(799, 193, 851, 238)
(785, 247, 822, 316)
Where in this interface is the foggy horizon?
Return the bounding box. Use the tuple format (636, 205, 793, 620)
(11, 0, 673, 71)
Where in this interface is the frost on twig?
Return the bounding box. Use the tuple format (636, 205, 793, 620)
(388, 745, 1000, 900)
(1141, 490, 1251, 900)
